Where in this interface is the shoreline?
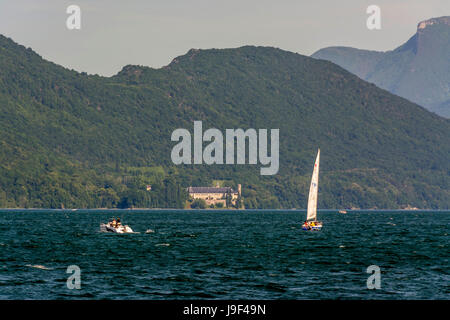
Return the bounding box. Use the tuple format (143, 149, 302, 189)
(0, 208, 447, 212)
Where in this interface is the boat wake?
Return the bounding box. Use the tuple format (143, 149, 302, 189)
(26, 264, 53, 270)
(155, 243, 170, 247)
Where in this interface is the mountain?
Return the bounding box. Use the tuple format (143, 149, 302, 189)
(0, 34, 449, 209)
(312, 16, 450, 118)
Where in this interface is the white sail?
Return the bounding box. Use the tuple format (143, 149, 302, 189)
(306, 149, 320, 221)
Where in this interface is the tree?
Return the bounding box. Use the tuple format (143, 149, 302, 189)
(191, 199, 206, 209)
(225, 189, 232, 208)
(235, 193, 242, 209)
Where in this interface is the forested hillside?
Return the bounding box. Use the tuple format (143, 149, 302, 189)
(0, 35, 449, 209)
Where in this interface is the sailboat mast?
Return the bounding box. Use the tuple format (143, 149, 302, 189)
(315, 149, 320, 221)
(306, 149, 320, 222)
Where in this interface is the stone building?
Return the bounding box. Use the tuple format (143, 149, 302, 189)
(188, 184, 242, 207)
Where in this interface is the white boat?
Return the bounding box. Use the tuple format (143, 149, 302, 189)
(100, 220, 134, 233)
(302, 149, 323, 231)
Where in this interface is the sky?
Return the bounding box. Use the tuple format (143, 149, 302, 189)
(0, 0, 448, 76)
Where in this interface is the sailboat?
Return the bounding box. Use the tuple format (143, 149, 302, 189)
(302, 149, 323, 231)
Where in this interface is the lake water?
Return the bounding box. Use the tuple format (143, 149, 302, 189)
(0, 209, 448, 299)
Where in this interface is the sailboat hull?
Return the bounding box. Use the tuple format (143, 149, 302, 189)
(302, 221, 323, 231)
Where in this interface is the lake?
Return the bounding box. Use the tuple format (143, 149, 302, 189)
(0, 209, 448, 299)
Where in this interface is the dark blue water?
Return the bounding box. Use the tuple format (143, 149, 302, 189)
(0, 210, 448, 299)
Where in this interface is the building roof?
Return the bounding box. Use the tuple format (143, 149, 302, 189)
(188, 187, 237, 194)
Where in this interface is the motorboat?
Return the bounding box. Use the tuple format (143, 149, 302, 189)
(100, 219, 134, 233)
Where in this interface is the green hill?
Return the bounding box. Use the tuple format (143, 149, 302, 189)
(312, 16, 450, 118)
(0, 34, 449, 209)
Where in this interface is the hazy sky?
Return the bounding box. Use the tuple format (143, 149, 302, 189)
(0, 0, 448, 76)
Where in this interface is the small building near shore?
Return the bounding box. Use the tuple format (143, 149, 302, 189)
(188, 184, 242, 207)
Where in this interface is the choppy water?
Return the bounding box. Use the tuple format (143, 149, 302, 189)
(0, 209, 448, 299)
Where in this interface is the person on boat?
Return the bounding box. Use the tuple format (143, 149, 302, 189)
(116, 218, 121, 226)
(111, 218, 117, 227)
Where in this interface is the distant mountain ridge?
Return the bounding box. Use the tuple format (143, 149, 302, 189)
(0, 34, 449, 209)
(312, 16, 450, 118)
